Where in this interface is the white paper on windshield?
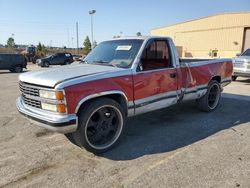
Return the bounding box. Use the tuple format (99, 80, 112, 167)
(116, 45, 132, 51)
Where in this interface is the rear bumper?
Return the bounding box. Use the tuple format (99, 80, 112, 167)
(16, 97, 77, 133)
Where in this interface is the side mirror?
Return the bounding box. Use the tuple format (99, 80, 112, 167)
(136, 62, 143, 72)
(236, 53, 241, 57)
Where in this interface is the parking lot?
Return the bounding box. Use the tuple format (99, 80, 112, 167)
(0, 64, 250, 188)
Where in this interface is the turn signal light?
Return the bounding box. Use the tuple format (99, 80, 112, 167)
(55, 91, 64, 100)
(57, 104, 66, 113)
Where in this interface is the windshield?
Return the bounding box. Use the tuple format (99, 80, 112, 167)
(241, 49, 250, 56)
(83, 39, 143, 68)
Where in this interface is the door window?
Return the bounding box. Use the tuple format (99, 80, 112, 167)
(139, 40, 172, 71)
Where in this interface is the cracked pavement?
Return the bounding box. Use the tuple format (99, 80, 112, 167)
(0, 64, 249, 188)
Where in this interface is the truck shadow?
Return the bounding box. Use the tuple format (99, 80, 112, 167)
(235, 78, 250, 84)
(102, 96, 250, 160)
(0, 70, 28, 75)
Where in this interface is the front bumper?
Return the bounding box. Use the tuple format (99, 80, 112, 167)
(16, 96, 77, 133)
(233, 68, 250, 78)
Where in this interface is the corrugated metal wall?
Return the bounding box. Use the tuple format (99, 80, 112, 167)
(151, 12, 250, 58)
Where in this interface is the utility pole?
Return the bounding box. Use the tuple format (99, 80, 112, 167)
(67, 28, 70, 48)
(71, 37, 74, 49)
(89, 10, 96, 49)
(76, 22, 79, 54)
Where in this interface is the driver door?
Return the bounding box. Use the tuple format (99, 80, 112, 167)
(133, 39, 178, 115)
(51, 54, 61, 65)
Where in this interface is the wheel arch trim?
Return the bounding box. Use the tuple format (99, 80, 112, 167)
(210, 75, 221, 83)
(74, 90, 129, 114)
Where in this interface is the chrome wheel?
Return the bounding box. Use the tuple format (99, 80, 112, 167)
(85, 105, 123, 150)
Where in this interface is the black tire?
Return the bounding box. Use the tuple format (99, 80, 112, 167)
(232, 76, 237, 81)
(65, 133, 79, 146)
(43, 61, 49, 67)
(14, 66, 23, 73)
(9, 68, 14, 73)
(65, 61, 70, 65)
(72, 98, 125, 154)
(197, 80, 221, 112)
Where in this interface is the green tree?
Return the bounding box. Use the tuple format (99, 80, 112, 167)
(83, 36, 92, 54)
(36, 42, 47, 56)
(41, 44, 47, 54)
(136, 32, 142, 36)
(37, 42, 42, 51)
(113, 35, 120, 39)
(7, 37, 15, 48)
(93, 40, 97, 48)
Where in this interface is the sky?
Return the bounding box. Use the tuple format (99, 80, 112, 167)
(0, 0, 250, 48)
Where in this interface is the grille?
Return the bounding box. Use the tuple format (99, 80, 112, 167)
(234, 63, 245, 68)
(19, 82, 39, 97)
(19, 82, 41, 109)
(22, 94, 41, 108)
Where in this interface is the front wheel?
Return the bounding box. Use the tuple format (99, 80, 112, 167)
(71, 98, 125, 154)
(197, 80, 221, 112)
(232, 76, 237, 81)
(44, 61, 50, 67)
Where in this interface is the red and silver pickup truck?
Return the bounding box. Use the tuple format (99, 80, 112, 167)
(17, 36, 233, 153)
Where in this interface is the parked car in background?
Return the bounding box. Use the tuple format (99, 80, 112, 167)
(0, 53, 27, 73)
(36, 53, 73, 67)
(72, 55, 82, 61)
(232, 48, 250, 81)
(17, 36, 232, 154)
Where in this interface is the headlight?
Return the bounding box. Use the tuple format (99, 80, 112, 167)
(41, 102, 57, 112)
(39, 90, 64, 100)
(41, 102, 66, 113)
(39, 90, 66, 113)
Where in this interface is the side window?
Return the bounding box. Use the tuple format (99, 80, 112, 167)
(139, 40, 171, 71)
(242, 49, 250, 56)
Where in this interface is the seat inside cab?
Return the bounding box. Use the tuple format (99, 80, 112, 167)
(140, 40, 172, 71)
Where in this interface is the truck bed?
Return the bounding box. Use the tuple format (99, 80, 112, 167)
(180, 58, 213, 63)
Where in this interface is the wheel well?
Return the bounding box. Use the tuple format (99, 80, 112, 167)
(76, 94, 128, 116)
(11, 64, 22, 69)
(211, 76, 221, 83)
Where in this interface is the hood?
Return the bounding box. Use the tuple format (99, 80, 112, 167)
(36, 56, 50, 63)
(40, 56, 51, 61)
(233, 56, 250, 63)
(19, 64, 124, 88)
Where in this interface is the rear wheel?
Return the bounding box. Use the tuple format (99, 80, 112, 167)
(197, 80, 221, 112)
(14, 66, 23, 73)
(232, 76, 237, 81)
(71, 98, 125, 154)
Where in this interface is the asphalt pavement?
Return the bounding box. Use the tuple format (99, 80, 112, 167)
(0, 64, 249, 188)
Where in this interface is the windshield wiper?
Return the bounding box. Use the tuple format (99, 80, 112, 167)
(93, 60, 109, 64)
(92, 60, 117, 67)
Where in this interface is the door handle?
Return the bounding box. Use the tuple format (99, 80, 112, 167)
(170, 73, 177, 78)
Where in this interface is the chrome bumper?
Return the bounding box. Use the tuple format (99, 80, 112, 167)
(233, 68, 250, 77)
(16, 97, 77, 133)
